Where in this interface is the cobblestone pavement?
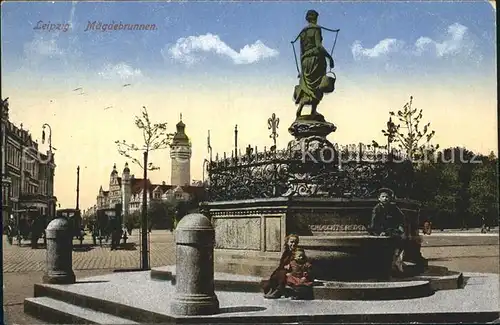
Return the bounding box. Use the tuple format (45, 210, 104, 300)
(2, 230, 498, 324)
(3, 229, 497, 273)
(2, 230, 176, 273)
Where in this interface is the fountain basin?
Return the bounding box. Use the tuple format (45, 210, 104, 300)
(202, 197, 425, 281)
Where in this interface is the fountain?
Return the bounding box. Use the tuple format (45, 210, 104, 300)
(200, 125, 426, 281)
(195, 9, 453, 292)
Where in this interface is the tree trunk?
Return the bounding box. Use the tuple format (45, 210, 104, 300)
(141, 151, 149, 270)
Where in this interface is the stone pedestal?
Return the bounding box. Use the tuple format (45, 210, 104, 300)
(288, 114, 337, 160)
(170, 213, 219, 316)
(285, 114, 339, 196)
(288, 113, 337, 138)
(43, 217, 76, 284)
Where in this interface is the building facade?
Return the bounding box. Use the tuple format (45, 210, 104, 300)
(1, 98, 57, 225)
(92, 116, 204, 219)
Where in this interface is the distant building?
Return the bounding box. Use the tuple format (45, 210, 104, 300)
(170, 114, 192, 187)
(1, 98, 57, 225)
(92, 116, 205, 220)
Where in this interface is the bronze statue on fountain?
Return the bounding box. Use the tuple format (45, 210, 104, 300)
(288, 10, 339, 164)
(292, 9, 337, 120)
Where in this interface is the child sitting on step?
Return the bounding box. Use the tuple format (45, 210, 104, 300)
(285, 248, 314, 300)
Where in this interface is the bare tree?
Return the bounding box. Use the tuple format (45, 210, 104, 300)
(115, 105, 174, 269)
(374, 96, 439, 162)
(115, 106, 174, 171)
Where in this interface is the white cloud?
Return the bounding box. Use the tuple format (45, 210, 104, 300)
(414, 23, 474, 57)
(351, 38, 405, 60)
(98, 63, 143, 80)
(164, 33, 279, 65)
(352, 23, 479, 62)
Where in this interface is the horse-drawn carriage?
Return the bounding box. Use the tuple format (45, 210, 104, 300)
(56, 208, 85, 245)
(5, 208, 47, 247)
(90, 204, 127, 249)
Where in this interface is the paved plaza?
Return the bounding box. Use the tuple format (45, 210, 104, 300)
(3, 230, 176, 273)
(3, 230, 499, 324)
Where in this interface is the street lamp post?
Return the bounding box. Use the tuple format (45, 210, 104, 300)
(41, 123, 54, 216)
(234, 125, 238, 158)
(42, 124, 53, 153)
(76, 166, 80, 211)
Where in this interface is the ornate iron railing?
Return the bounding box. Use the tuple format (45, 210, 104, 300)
(207, 143, 414, 201)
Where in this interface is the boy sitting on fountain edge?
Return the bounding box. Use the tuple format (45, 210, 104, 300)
(368, 188, 406, 273)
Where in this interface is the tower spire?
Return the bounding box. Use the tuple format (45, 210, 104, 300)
(171, 113, 191, 186)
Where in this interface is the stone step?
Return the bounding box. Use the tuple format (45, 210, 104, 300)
(24, 297, 138, 324)
(25, 271, 499, 324)
(150, 265, 445, 300)
(32, 283, 173, 323)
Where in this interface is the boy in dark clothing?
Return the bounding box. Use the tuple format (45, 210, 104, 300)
(368, 188, 406, 273)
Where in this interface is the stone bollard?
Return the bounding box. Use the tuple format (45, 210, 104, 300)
(170, 213, 219, 315)
(42, 217, 76, 284)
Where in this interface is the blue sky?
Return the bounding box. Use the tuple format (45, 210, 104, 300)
(1, 1, 496, 83)
(1, 1, 496, 209)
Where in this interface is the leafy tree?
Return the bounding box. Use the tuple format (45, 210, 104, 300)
(126, 210, 141, 229)
(412, 147, 497, 230)
(148, 199, 177, 230)
(413, 157, 440, 206)
(412, 150, 461, 228)
(373, 96, 439, 162)
(441, 147, 476, 228)
(433, 162, 461, 223)
(468, 152, 498, 228)
(171, 200, 201, 228)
